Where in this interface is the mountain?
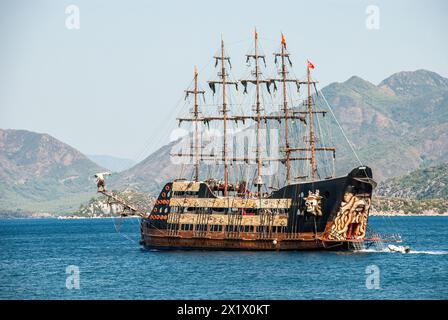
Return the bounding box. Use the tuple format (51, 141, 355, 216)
(116, 69, 448, 193)
(0, 129, 104, 213)
(378, 69, 448, 98)
(113, 141, 187, 194)
(376, 162, 448, 200)
(318, 69, 448, 181)
(87, 154, 136, 172)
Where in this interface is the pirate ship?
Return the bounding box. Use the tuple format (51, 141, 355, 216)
(96, 31, 378, 251)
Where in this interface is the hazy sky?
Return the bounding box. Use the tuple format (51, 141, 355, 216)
(1, 0, 447, 160)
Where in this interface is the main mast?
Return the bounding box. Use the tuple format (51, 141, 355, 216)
(207, 38, 237, 196)
(220, 39, 229, 196)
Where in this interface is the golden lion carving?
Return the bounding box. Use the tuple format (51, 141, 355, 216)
(327, 192, 371, 240)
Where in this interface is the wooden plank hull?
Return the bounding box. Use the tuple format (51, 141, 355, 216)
(141, 233, 353, 251)
(142, 167, 375, 252)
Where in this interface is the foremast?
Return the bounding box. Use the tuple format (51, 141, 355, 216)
(288, 59, 336, 181)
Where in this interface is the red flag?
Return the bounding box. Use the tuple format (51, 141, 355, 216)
(307, 59, 315, 69)
(255, 28, 258, 40)
(281, 33, 286, 48)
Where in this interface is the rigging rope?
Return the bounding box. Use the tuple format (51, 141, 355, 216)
(318, 87, 364, 167)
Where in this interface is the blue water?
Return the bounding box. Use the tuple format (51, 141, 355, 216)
(0, 217, 446, 299)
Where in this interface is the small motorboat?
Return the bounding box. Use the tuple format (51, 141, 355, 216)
(388, 244, 411, 254)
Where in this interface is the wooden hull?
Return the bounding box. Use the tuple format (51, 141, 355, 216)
(141, 231, 355, 251)
(141, 167, 375, 252)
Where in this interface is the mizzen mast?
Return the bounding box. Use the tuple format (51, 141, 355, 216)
(184, 66, 205, 182)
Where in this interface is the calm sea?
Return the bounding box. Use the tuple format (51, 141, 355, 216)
(0, 217, 446, 299)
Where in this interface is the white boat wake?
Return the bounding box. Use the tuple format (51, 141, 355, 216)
(357, 248, 448, 255)
(407, 250, 448, 255)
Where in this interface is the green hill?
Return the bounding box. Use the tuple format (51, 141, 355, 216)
(0, 129, 105, 213)
(376, 162, 448, 200)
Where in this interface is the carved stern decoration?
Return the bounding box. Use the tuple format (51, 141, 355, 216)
(326, 190, 371, 241)
(304, 190, 323, 216)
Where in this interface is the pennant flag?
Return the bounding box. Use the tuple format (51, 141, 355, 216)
(307, 59, 315, 69)
(255, 28, 258, 39)
(281, 33, 286, 48)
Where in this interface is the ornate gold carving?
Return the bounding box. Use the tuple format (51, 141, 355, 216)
(327, 192, 371, 240)
(167, 213, 288, 227)
(169, 197, 292, 209)
(172, 181, 201, 192)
